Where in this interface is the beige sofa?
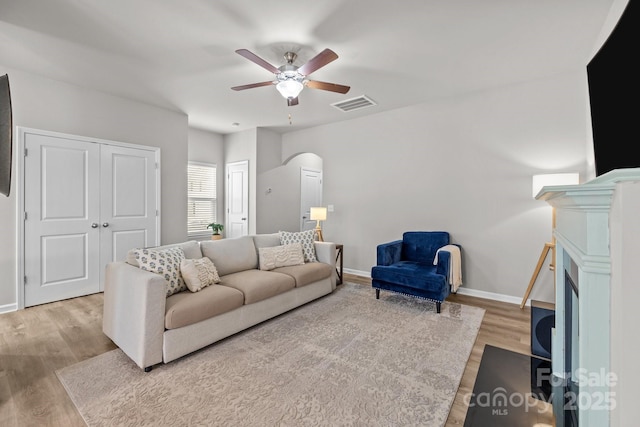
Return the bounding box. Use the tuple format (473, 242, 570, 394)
(103, 233, 337, 371)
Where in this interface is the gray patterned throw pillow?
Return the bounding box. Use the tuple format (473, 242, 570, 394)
(279, 230, 317, 263)
(133, 247, 187, 297)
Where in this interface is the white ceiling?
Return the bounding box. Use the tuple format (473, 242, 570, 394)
(0, 0, 623, 134)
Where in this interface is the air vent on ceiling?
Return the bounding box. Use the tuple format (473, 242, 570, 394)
(331, 95, 377, 112)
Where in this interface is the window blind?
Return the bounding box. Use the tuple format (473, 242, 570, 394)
(187, 163, 217, 235)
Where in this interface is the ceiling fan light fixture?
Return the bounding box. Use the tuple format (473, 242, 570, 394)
(233, 48, 349, 106)
(276, 79, 303, 99)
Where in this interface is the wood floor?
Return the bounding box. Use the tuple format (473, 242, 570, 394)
(0, 293, 116, 427)
(1, 274, 540, 427)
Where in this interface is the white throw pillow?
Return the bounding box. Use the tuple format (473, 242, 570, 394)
(180, 257, 221, 292)
(133, 247, 187, 297)
(258, 242, 305, 271)
(279, 230, 317, 263)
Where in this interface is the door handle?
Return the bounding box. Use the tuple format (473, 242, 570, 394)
(102, 222, 109, 228)
(241, 217, 247, 221)
(91, 223, 99, 228)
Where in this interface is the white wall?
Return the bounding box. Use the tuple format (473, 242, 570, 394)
(225, 127, 324, 235)
(255, 128, 282, 233)
(188, 127, 225, 226)
(281, 70, 594, 302)
(0, 66, 188, 310)
(257, 152, 323, 234)
(224, 129, 257, 234)
(256, 128, 282, 175)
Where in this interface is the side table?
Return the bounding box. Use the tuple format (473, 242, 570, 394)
(335, 244, 343, 285)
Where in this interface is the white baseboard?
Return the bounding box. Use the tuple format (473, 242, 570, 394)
(343, 268, 370, 277)
(455, 287, 528, 306)
(342, 268, 528, 306)
(0, 302, 17, 314)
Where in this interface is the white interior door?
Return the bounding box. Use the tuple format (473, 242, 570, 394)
(100, 144, 158, 290)
(300, 168, 323, 231)
(24, 133, 101, 306)
(226, 160, 249, 238)
(22, 128, 160, 307)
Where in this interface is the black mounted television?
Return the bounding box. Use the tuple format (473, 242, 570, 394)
(0, 74, 12, 197)
(587, 1, 638, 176)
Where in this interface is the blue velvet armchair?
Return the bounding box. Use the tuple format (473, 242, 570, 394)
(371, 231, 460, 313)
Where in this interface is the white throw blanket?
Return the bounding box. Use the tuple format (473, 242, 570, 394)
(433, 244, 462, 292)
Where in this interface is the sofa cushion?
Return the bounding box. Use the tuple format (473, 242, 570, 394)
(180, 257, 221, 292)
(279, 230, 317, 262)
(164, 284, 244, 329)
(126, 240, 202, 267)
(272, 262, 333, 287)
(219, 270, 295, 304)
(258, 243, 305, 271)
(133, 247, 187, 297)
(252, 233, 281, 250)
(371, 261, 447, 292)
(200, 236, 258, 276)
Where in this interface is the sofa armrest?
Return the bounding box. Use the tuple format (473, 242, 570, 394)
(314, 241, 337, 289)
(103, 261, 167, 370)
(314, 241, 337, 267)
(376, 240, 403, 266)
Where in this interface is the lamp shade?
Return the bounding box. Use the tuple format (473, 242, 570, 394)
(276, 80, 303, 99)
(310, 207, 327, 221)
(532, 173, 579, 198)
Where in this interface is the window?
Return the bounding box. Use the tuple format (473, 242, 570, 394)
(187, 162, 217, 237)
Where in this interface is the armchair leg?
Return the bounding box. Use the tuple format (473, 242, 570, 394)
(375, 289, 380, 299)
(436, 302, 441, 314)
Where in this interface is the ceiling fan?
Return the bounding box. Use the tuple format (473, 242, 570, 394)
(231, 48, 350, 106)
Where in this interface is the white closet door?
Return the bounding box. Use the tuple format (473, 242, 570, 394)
(24, 133, 101, 306)
(22, 128, 160, 307)
(99, 144, 158, 290)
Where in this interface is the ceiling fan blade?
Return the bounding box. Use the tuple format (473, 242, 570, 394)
(235, 49, 280, 74)
(231, 81, 275, 91)
(297, 48, 338, 76)
(287, 97, 299, 106)
(306, 80, 350, 94)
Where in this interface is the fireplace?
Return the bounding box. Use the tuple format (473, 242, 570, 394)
(537, 168, 640, 426)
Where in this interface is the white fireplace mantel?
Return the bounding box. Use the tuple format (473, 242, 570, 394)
(536, 168, 640, 427)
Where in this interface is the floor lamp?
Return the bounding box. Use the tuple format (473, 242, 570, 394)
(310, 207, 327, 242)
(520, 173, 579, 309)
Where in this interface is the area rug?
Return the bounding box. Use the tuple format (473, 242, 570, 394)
(56, 282, 485, 426)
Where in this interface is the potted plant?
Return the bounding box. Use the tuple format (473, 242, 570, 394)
(207, 223, 224, 240)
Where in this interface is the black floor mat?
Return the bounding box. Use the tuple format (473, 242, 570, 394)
(463, 344, 554, 427)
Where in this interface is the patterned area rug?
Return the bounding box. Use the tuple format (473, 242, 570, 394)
(57, 282, 484, 426)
